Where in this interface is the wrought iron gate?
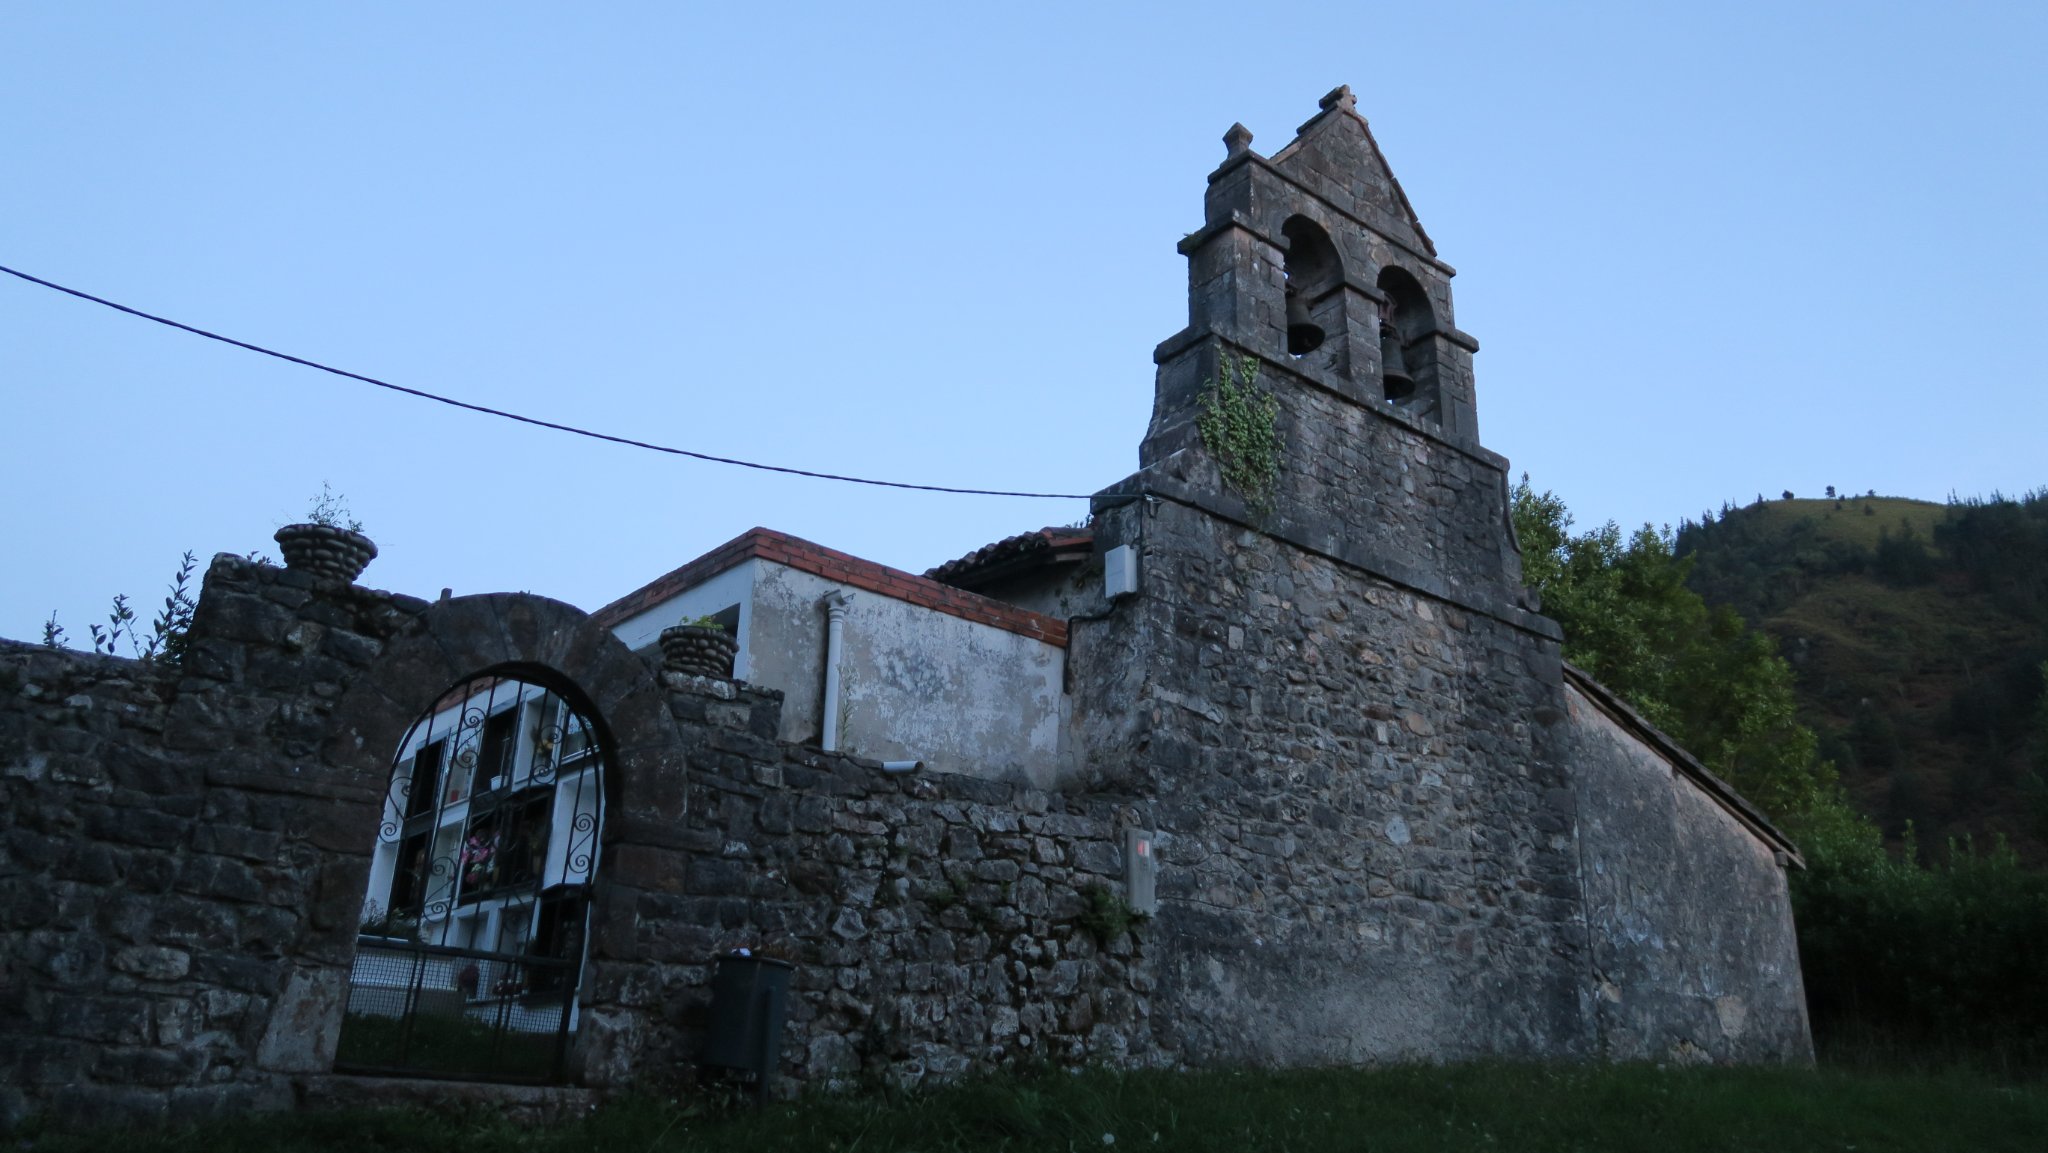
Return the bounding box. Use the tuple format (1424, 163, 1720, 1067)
(335, 672, 604, 1083)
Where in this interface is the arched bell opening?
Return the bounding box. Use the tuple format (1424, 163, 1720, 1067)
(1375, 266, 1437, 410)
(336, 667, 609, 1084)
(1281, 216, 1343, 357)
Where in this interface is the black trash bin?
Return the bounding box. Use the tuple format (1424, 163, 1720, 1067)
(702, 953, 794, 1098)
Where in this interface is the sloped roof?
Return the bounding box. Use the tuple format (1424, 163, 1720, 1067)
(925, 526, 1095, 589)
(1562, 662, 1804, 867)
(594, 527, 1068, 647)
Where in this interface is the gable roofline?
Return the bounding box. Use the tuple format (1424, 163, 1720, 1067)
(593, 527, 1069, 648)
(1268, 84, 1438, 258)
(1561, 662, 1804, 868)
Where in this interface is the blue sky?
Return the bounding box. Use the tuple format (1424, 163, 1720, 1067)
(4, 2, 2043, 645)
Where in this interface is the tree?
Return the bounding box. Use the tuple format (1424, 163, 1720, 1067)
(1512, 475, 1866, 854)
(2035, 660, 2048, 774)
(1519, 479, 2048, 1058)
(1873, 522, 1937, 586)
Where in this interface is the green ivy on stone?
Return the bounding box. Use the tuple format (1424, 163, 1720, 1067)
(1196, 349, 1281, 509)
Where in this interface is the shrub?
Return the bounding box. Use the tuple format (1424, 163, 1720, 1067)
(1077, 882, 1145, 945)
(44, 550, 199, 665)
(1794, 829, 2048, 1067)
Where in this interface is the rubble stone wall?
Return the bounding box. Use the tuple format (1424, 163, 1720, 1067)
(3, 518, 1813, 1133)
(0, 561, 428, 1129)
(1072, 495, 1593, 1065)
(591, 676, 1159, 1089)
(1139, 338, 1528, 620)
(2, 558, 1167, 1130)
(0, 558, 699, 1129)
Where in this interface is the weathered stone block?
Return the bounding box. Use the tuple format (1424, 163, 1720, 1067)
(34, 933, 108, 985)
(55, 842, 121, 885)
(43, 992, 154, 1044)
(253, 967, 344, 1073)
(685, 857, 752, 897)
(190, 824, 282, 863)
(319, 628, 383, 668)
(175, 856, 266, 904)
(92, 1044, 210, 1087)
(1070, 840, 1121, 876)
(111, 945, 192, 981)
(0, 1037, 91, 1086)
(105, 748, 199, 796)
(191, 952, 282, 995)
(611, 844, 688, 892)
(84, 804, 187, 850)
(193, 591, 293, 647)
(305, 857, 369, 931)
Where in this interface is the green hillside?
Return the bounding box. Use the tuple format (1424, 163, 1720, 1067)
(1677, 492, 2048, 862)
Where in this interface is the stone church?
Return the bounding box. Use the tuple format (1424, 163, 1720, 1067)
(1055, 85, 1809, 1065)
(0, 88, 1808, 1128)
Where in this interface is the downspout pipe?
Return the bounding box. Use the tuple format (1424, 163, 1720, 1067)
(820, 591, 853, 752)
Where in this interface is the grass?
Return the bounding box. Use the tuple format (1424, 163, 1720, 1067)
(332, 1011, 563, 1082)
(1816, 1022, 2048, 1084)
(1739, 496, 1947, 552)
(19, 1061, 2048, 1153)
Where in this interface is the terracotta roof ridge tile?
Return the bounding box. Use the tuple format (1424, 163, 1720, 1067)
(926, 524, 1097, 584)
(594, 527, 1069, 647)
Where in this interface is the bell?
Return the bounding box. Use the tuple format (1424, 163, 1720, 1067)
(1380, 324, 1417, 402)
(1285, 286, 1325, 355)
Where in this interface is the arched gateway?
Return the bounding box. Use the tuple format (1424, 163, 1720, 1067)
(336, 669, 606, 1082)
(313, 590, 686, 1087)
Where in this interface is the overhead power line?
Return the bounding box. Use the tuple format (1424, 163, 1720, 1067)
(0, 263, 1096, 501)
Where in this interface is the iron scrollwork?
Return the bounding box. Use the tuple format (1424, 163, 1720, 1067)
(340, 673, 606, 1085)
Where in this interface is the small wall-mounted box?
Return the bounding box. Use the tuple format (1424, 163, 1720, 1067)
(1104, 544, 1139, 599)
(1124, 827, 1158, 915)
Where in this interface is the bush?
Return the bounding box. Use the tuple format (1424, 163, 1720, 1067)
(1076, 882, 1144, 945)
(1794, 829, 2048, 1068)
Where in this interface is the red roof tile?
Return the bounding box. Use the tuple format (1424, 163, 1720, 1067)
(925, 526, 1095, 588)
(593, 528, 1068, 647)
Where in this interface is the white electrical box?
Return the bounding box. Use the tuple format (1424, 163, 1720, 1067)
(1104, 544, 1139, 599)
(1124, 827, 1158, 915)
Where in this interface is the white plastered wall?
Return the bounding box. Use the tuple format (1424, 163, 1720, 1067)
(606, 557, 1067, 787)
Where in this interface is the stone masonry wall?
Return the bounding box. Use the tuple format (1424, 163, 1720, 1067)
(4, 517, 1810, 1131)
(2, 556, 701, 1129)
(0, 559, 434, 1129)
(592, 675, 1162, 1090)
(2, 556, 1173, 1128)
(1073, 86, 1813, 1067)
(1071, 496, 1592, 1064)
(1139, 338, 1527, 617)
(1563, 683, 1814, 1062)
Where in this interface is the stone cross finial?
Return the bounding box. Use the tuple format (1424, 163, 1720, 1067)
(1223, 122, 1254, 158)
(1318, 85, 1357, 113)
